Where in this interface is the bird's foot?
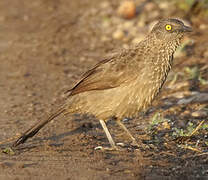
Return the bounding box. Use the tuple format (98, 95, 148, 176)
(94, 145, 121, 151)
(116, 142, 125, 147)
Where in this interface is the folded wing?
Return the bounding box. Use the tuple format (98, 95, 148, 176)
(68, 50, 141, 96)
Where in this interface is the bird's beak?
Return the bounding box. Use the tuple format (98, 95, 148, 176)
(182, 25, 192, 32)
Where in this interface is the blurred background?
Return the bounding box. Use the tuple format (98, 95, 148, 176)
(0, 0, 208, 179)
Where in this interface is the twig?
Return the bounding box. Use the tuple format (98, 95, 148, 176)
(189, 120, 205, 137)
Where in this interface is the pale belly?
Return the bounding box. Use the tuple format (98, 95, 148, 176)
(66, 80, 162, 120)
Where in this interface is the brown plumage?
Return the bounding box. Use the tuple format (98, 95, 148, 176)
(13, 18, 192, 149)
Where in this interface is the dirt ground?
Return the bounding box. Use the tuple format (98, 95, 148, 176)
(0, 0, 208, 179)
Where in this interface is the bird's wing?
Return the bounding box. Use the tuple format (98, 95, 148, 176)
(68, 49, 141, 96)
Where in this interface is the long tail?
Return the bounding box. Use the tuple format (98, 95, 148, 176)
(12, 108, 66, 147)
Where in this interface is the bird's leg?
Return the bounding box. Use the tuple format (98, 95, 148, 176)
(97, 119, 118, 150)
(116, 120, 138, 146)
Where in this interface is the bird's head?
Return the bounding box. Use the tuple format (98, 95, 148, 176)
(151, 18, 192, 42)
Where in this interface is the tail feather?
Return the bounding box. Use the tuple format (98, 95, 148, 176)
(12, 108, 65, 147)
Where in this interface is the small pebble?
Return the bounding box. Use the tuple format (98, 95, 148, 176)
(117, 0, 136, 19)
(112, 29, 125, 40)
(145, 2, 157, 11)
(199, 24, 207, 30)
(158, 2, 169, 9)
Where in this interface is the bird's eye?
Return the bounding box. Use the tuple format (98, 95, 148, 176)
(165, 24, 172, 31)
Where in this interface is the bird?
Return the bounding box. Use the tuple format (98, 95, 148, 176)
(12, 18, 192, 150)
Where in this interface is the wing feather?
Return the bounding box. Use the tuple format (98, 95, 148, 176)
(67, 49, 141, 96)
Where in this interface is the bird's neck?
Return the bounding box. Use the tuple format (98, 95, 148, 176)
(138, 34, 183, 80)
(162, 38, 182, 54)
(149, 33, 182, 55)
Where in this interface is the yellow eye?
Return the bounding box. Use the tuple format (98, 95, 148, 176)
(165, 24, 172, 31)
